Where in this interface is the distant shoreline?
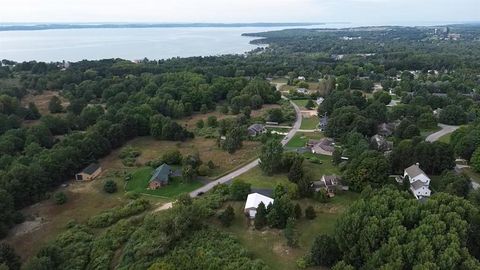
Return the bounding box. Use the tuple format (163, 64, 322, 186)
(0, 22, 333, 32)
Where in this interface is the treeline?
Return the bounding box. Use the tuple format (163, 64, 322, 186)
(303, 188, 480, 269)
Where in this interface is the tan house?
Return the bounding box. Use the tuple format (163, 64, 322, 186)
(75, 163, 102, 181)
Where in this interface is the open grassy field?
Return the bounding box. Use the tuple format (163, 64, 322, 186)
(301, 116, 319, 130)
(3, 175, 141, 261)
(177, 104, 280, 131)
(100, 136, 261, 178)
(125, 166, 203, 197)
(216, 192, 359, 270)
(285, 132, 324, 148)
(438, 133, 452, 143)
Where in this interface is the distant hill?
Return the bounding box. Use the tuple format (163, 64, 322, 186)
(0, 22, 325, 31)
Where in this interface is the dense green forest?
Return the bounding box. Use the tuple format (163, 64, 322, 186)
(1, 24, 480, 269)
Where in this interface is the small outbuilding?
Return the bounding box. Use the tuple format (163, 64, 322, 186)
(148, 164, 172, 190)
(244, 193, 274, 219)
(75, 163, 102, 181)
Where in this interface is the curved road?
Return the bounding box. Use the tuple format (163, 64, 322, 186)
(189, 99, 302, 197)
(425, 124, 460, 142)
(155, 84, 302, 210)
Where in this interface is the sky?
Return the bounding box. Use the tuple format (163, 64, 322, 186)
(0, 0, 479, 24)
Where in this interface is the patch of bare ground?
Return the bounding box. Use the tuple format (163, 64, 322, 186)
(21, 90, 70, 115)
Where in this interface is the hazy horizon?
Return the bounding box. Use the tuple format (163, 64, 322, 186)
(2, 0, 479, 24)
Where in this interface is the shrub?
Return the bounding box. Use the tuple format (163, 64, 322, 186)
(162, 150, 183, 165)
(197, 164, 210, 176)
(53, 192, 67, 205)
(229, 180, 251, 201)
(86, 199, 150, 228)
(103, 180, 118, 194)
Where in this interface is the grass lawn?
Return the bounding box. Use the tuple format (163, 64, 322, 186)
(285, 132, 324, 148)
(300, 116, 319, 130)
(438, 133, 452, 143)
(237, 154, 338, 189)
(216, 192, 359, 270)
(125, 167, 203, 198)
(292, 99, 310, 109)
(420, 126, 442, 138)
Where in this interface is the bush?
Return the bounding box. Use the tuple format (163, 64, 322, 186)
(87, 199, 150, 228)
(119, 146, 141, 167)
(229, 180, 251, 201)
(197, 164, 210, 176)
(103, 180, 118, 194)
(53, 192, 67, 205)
(162, 150, 183, 165)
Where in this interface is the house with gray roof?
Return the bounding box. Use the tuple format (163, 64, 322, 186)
(247, 124, 267, 136)
(404, 163, 431, 200)
(148, 164, 172, 190)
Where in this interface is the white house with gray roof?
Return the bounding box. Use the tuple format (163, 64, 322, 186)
(404, 163, 431, 200)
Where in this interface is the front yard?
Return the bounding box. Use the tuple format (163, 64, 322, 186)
(300, 116, 319, 130)
(125, 166, 203, 198)
(285, 132, 324, 148)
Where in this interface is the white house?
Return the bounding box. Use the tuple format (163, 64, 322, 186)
(244, 193, 274, 219)
(297, 88, 308, 94)
(404, 163, 431, 200)
(316, 97, 324, 105)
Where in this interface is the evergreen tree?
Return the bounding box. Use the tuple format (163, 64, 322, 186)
(305, 206, 316, 220)
(294, 203, 302, 219)
(284, 218, 298, 247)
(219, 205, 235, 227)
(254, 202, 268, 229)
(288, 159, 304, 183)
(26, 102, 41, 120)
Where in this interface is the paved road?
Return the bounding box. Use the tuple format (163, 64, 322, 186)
(425, 124, 460, 142)
(155, 83, 302, 210)
(189, 99, 302, 197)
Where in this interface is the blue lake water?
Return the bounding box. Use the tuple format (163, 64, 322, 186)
(0, 26, 306, 62)
(0, 22, 451, 62)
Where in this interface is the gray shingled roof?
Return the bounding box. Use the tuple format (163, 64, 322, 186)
(405, 164, 425, 178)
(149, 164, 172, 184)
(411, 180, 427, 190)
(82, 163, 100, 175)
(248, 124, 265, 133)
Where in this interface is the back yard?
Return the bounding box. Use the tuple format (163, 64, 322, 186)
(216, 192, 359, 270)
